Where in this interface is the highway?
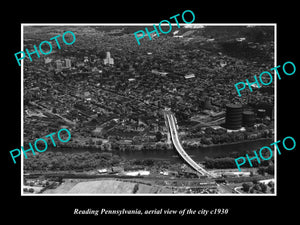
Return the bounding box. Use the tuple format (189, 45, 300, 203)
(165, 111, 215, 178)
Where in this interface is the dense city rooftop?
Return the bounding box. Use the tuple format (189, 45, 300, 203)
(23, 25, 274, 150)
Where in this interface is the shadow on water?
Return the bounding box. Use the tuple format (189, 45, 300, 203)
(53, 139, 273, 162)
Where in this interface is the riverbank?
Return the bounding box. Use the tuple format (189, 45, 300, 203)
(23, 138, 274, 174)
(51, 137, 273, 152)
(191, 138, 274, 149)
(44, 138, 273, 164)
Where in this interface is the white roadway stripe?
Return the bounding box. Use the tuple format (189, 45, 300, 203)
(167, 114, 206, 174)
(167, 113, 213, 177)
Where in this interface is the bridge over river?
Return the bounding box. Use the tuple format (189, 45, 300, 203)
(164, 110, 216, 178)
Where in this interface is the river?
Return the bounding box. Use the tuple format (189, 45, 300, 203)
(52, 139, 273, 163)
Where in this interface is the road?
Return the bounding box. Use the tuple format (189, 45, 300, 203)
(29, 101, 76, 125)
(164, 111, 215, 178)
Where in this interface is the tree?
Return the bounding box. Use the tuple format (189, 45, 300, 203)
(205, 127, 214, 135)
(201, 137, 212, 145)
(260, 183, 268, 193)
(110, 155, 121, 165)
(155, 132, 163, 142)
(253, 184, 261, 192)
(219, 134, 227, 143)
(212, 136, 220, 144)
(257, 167, 266, 176)
(56, 176, 63, 184)
(95, 140, 103, 145)
(88, 139, 94, 145)
(132, 184, 139, 194)
(266, 165, 274, 175)
(242, 183, 251, 192)
(268, 181, 274, 188)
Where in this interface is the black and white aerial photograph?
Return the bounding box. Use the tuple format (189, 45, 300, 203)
(21, 24, 276, 195)
(4, 1, 300, 221)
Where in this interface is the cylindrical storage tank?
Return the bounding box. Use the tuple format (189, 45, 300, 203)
(242, 111, 255, 127)
(225, 104, 243, 130)
(257, 109, 266, 118)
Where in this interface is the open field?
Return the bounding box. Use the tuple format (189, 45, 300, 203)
(43, 178, 173, 194)
(43, 180, 78, 194)
(69, 180, 135, 194)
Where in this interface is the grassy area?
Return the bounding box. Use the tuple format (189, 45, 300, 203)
(225, 174, 274, 183)
(68, 180, 134, 194)
(44, 178, 173, 194)
(43, 179, 80, 194)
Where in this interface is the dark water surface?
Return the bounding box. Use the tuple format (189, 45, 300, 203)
(52, 139, 273, 162)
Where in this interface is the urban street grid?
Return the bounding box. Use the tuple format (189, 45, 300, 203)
(22, 25, 275, 195)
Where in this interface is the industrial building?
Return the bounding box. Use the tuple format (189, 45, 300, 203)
(225, 104, 243, 130)
(242, 111, 255, 127)
(65, 59, 71, 68)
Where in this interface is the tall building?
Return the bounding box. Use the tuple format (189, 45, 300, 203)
(104, 51, 114, 66)
(65, 59, 71, 68)
(56, 60, 62, 71)
(225, 104, 243, 130)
